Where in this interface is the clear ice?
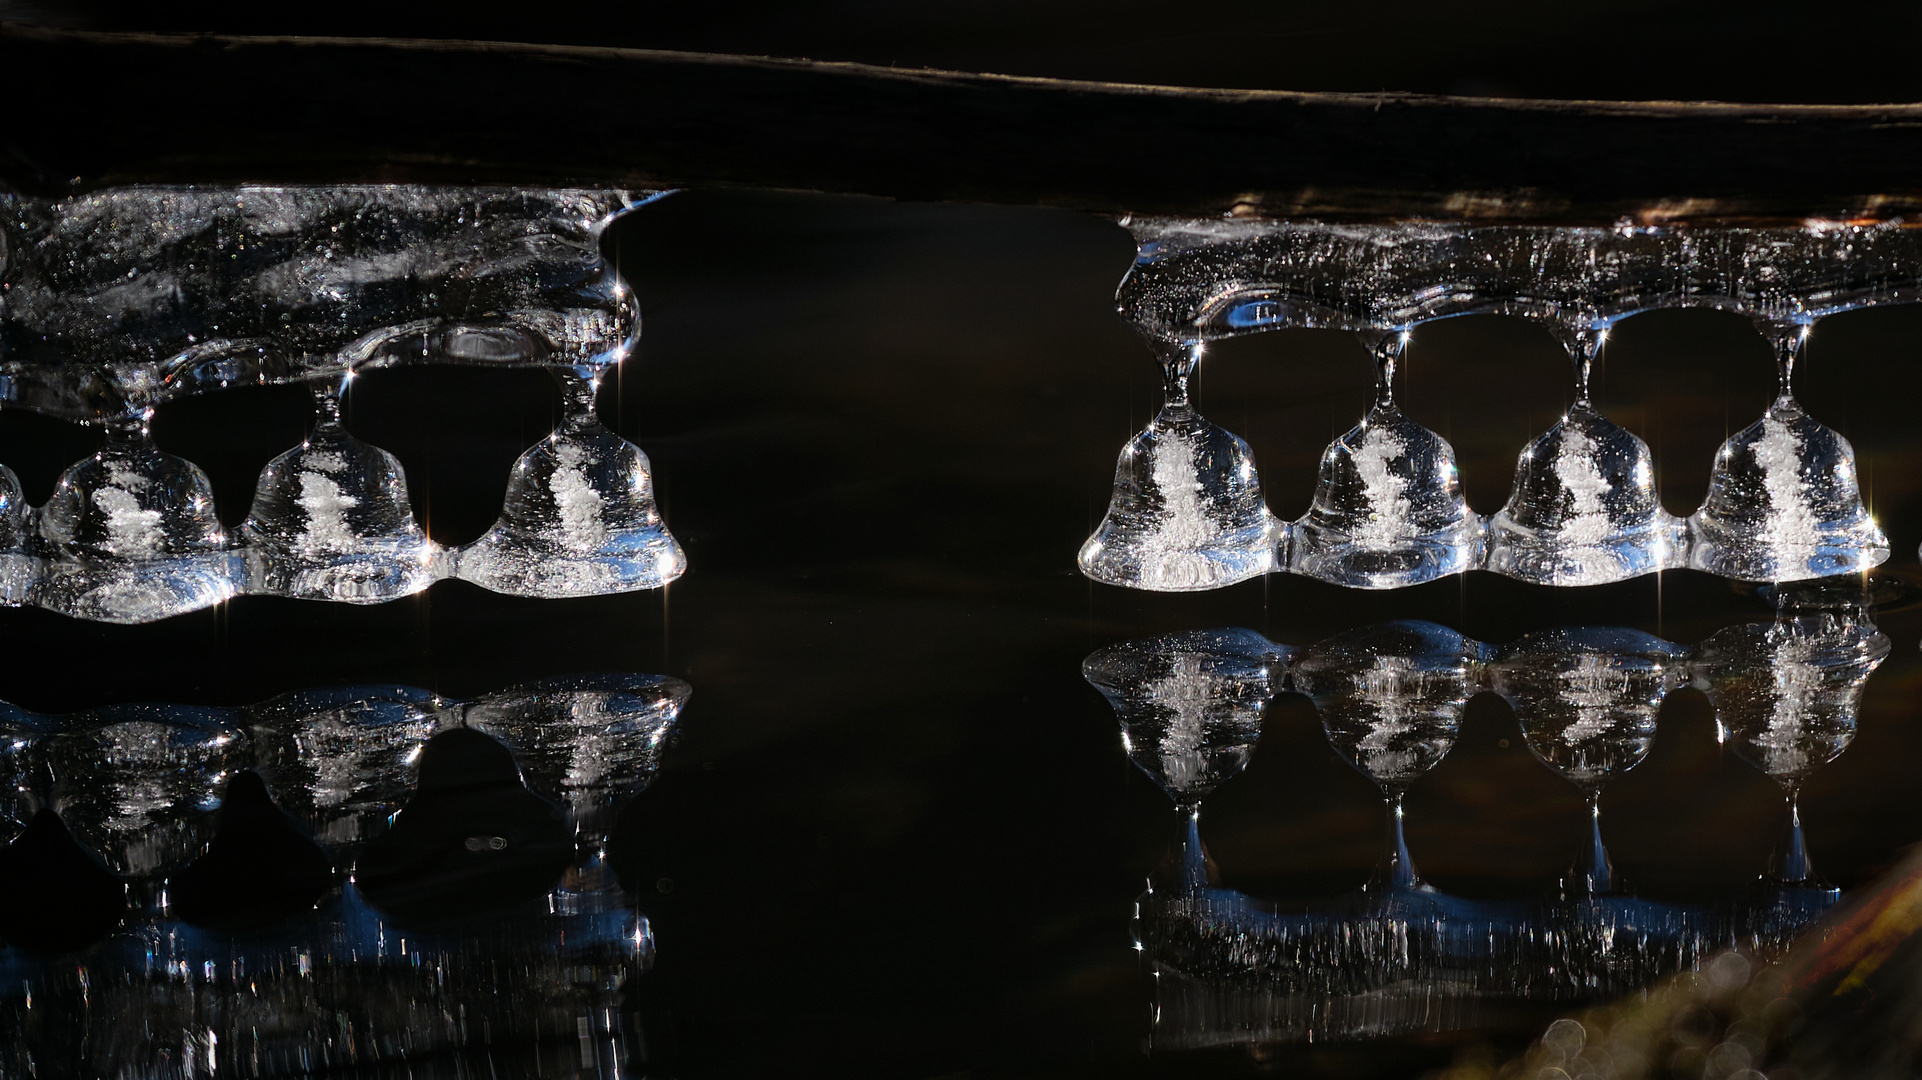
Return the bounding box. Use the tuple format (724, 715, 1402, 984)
(457, 371, 686, 597)
(1288, 337, 1483, 588)
(35, 414, 242, 623)
(0, 184, 685, 620)
(1689, 329, 1887, 582)
(240, 378, 440, 602)
(1486, 330, 1686, 585)
(1093, 216, 1922, 594)
(1079, 343, 1285, 591)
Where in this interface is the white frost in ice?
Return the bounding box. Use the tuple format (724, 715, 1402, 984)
(1352, 426, 1410, 546)
(1146, 428, 1212, 553)
(549, 442, 608, 552)
(295, 471, 361, 554)
(93, 486, 163, 558)
(1553, 426, 1613, 546)
(1755, 416, 1819, 554)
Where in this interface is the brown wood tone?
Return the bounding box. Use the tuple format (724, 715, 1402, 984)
(5, 22, 1922, 223)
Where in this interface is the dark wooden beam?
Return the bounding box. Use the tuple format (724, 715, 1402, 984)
(6, 23, 1922, 223)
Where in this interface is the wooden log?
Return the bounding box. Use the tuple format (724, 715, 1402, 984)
(5, 23, 1922, 223)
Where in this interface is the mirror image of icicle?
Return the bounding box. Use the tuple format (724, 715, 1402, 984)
(1082, 628, 1290, 807)
(1696, 613, 1887, 885)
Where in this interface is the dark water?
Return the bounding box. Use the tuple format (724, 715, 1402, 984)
(3, 190, 1922, 1076)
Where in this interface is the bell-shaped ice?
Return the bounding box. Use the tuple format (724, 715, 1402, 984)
(1080, 343, 1285, 591)
(457, 373, 686, 598)
(1289, 338, 1482, 589)
(241, 379, 441, 603)
(1487, 402, 1686, 585)
(36, 414, 241, 623)
(1689, 329, 1886, 582)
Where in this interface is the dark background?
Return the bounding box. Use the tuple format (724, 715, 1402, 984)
(4, 5, 1922, 1076)
(8, 0, 1922, 104)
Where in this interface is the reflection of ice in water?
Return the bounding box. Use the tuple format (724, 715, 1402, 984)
(1083, 629, 1286, 805)
(46, 709, 249, 877)
(249, 689, 442, 849)
(1353, 656, 1420, 780)
(1754, 633, 1822, 777)
(1698, 612, 1886, 886)
(293, 711, 435, 820)
(1557, 655, 1628, 758)
(1698, 614, 1889, 784)
(1144, 653, 1244, 797)
(463, 675, 693, 831)
(1493, 628, 1677, 790)
(1293, 622, 1470, 792)
(1351, 428, 1411, 546)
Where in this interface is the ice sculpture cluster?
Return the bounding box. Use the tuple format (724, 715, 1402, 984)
(1084, 218, 1911, 591)
(0, 673, 687, 1075)
(0, 185, 684, 622)
(1088, 618, 1882, 1046)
